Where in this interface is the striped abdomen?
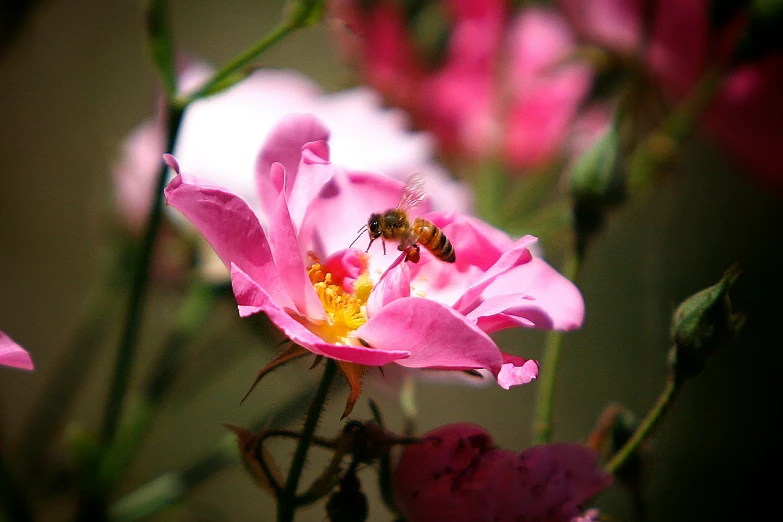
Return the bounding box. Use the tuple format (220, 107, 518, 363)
(412, 217, 456, 263)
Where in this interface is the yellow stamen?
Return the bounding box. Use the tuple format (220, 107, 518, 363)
(306, 259, 373, 345)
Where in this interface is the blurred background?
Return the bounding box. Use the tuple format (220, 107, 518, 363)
(1, 0, 782, 521)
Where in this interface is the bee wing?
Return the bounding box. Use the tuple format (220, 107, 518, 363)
(397, 173, 427, 214)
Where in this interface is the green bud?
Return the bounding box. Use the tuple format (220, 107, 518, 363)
(669, 263, 746, 382)
(569, 120, 627, 258)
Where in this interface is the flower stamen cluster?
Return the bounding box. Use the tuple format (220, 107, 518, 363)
(307, 260, 371, 345)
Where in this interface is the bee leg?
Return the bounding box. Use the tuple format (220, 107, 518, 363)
(381, 240, 386, 255)
(405, 244, 420, 263)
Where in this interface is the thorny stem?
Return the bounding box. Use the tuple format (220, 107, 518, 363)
(532, 254, 581, 445)
(101, 103, 184, 444)
(605, 374, 680, 475)
(277, 358, 338, 522)
(109, 387, 317, 522)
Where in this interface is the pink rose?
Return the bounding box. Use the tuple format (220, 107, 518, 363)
(393, 423, 612, 522)
(165, 114, 585, 389)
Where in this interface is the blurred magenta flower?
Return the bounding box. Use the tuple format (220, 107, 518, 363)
(0, 330, 34, 371)
(113, 66, 468, 236)
(393, 423, 612, 522)
(165, 114, 584, 396)
(562, 0, 783, 187)
(331, 0, 592, 170)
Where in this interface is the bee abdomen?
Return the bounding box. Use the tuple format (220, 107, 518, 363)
(413, 218, 456, 263)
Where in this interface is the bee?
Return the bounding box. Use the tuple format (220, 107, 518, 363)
(352, 175, 455, 263)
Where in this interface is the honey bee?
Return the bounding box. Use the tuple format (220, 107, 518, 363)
(352, 175, 456, 263)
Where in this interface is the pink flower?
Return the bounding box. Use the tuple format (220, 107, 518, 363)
(393, 423, 612, 522)
(331, 1, 592, 170)
(113, 67, 468, 237)
(562, 0, 783, 187)
(164, 114, 584, 403)
(0, 330, 34, 371)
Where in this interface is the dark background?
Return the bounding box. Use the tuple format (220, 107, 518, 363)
(1, 1, 781, 520)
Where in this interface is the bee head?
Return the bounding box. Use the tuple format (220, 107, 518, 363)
(367, 213, 382, 239)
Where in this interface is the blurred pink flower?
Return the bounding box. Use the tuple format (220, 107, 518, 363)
(393, 423, 612, 522)
(0, 330, 34, 371)
(331, 0, 592, 170)
(562, 0, 783, 187)
(165, 114, 584, 390)
(113, 67, 468, 236)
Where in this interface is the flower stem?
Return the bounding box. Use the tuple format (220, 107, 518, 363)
(532, 254, 581, 445)
(101, 103, 184, 444)
(278, 358, 338, 522)
(109, 387, 317, 522)
(605, 374, 680, 475)
(176, 22, 294, 107)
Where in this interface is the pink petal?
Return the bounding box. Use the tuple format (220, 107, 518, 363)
(491, 443, 613, 519)
(355, 297, 508, 380)
(451, 234, 537, 313)
(255, 114, 331, 218)
(285, 142, 335, 235)
(497, 353, 539, 389)
(477, 257, 585, 331)
(703, 56, 783, 188)
(0, 330, 34, 371)
(394, 424, 612, 522)
(164, 168, 294, 310)
(321, 248, 371, 293)
(304, 170, 418, 263)
(646, 0, 710, 100)
(267, 189, 326, 321)
(231, 264, 410, 366)
(559, 0, 643, 53)
(367, 258, 411, 318)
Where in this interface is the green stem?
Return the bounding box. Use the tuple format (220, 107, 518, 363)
(101, 103, 184, 444)
(605, 374, 680, 475)
(176, 22, 295, 107)
(532, 255, 581, 445)
(278, 359, 338, 522)
(145, 0, 177, 98)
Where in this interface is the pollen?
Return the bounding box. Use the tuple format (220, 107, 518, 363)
(307, 261, 372, 345)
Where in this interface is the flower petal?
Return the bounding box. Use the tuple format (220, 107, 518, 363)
(0, 330, 34, 371)
(355, 297, 508, 379)
(451, 234, 537, 313)
(268, 188, 326, 321)
(255, 114, 331, 218)
(367, 255, 411, 317)
(164, 167, 293, 310)
(478, 257, 585, 331)
(231, 264, 410, 366)
(497, 353, 539, 389)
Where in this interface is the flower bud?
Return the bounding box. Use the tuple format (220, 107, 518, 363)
(569, 121, 626, 257)
(669, 263, 745, 382)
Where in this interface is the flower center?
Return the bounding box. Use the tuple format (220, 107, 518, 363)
(307, 261, 372, 345)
